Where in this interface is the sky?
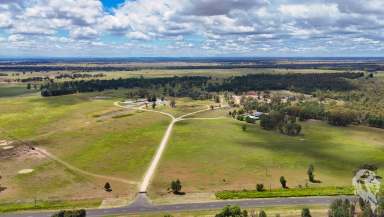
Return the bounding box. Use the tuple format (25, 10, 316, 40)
(0, 0, 383, 57)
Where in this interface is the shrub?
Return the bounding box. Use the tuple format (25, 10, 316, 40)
(171, 179, 182, 194)
(256, 184, 264, 192)
(307, 165, 315, 183)
(104, 182, 112, 192)
(245, 116, 257, 124)
(259, 210, 267, 217)
(215, 205, 248, 217)
(327, 108, 357, 127)
(368, 116, 384, 129)
(301, 208, 311, 217)
(51, 209, 86, 217)
(280, 176, 287, 189)
(279, 122, 302, 136)
(328, 198, 354, 217)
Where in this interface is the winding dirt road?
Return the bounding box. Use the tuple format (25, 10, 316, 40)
(114, 101, 224, 192)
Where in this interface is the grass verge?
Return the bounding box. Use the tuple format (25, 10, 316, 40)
(0, 199, 101, 213)
(215, 186, 354, 200)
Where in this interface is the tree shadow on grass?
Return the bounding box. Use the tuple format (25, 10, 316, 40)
(29, 94, 93, 107)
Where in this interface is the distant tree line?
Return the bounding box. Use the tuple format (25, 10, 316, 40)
(54, 73, 105, 80)
(40, 76, 211, 99)
(41, 72, 363, 98)
(212, 72, 364, 93)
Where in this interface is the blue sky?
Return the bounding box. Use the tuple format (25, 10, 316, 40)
(0, 0, 383, 57)
(101, 0, 125, 10)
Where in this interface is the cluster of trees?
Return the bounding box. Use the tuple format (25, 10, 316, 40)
(327, 108, 358, 127)
(260, 112, 302, 136)
(368, 116, 384, 129)
(214, 73, 363, 93)
(21, 77, 48, 83)
(328, 198, 384, 217)
(51, 210, 86, 217)
(214, 205, 313, 217)
(54, 73, 105, 80)
(40, 76, 211, 98)
(41, 72, 364, 98)
(242, 98, 357, 128)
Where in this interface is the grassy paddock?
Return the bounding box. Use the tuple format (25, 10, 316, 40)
(0, 90, 169, 203)
(0, 84, 38, 98)
(150, 117, 384, 202)
(215, 186, 353, 200)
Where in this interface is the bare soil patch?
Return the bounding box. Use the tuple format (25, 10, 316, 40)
(0, 142, 45, 160)
(18, 169, 34, 174)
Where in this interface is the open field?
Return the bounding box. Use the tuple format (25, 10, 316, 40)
(149, 117, 384, 203)
(0, 91, 170, 204)
(0, 84, 38, 98)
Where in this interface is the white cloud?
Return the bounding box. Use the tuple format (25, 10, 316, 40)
(279, 4, 340, 19)
(0, 0, 384, 56)
(69, 27, 98, 39)
(126, 31, 151, 40)
(8, 34, 24, 42)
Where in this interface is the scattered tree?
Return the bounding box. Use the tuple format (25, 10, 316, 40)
(301, 208, 311, 217)
(170, 99, 176, 108)
(279, 176, 287, 189)
(104, 182, 112, 192)
(256, 184, 264, 192)
(259, 210, 267, 217)
(152, 102, 156, 109)
(170, 179, 182, 194)
(307, 165, 315, 183)
(242, 124, 247, 131)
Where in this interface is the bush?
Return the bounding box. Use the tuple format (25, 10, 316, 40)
(328, 198, 354, 217)
(245, 116, 257, 124)
(51, 209, 86, 217)
(280, 176, 287, 189)
(327, 108, 357, 127)
(104, 182, 112, 192)
(260, 111, 285, 130)
(256, 184, 265, 192)
(301, 208, 311, 217)
(215, 205, 248, 217)
(259, 210, 267, 217)
(368, 116, 384, 129)
(279, 122, 302, 136)
(171, 179, 182, 194)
